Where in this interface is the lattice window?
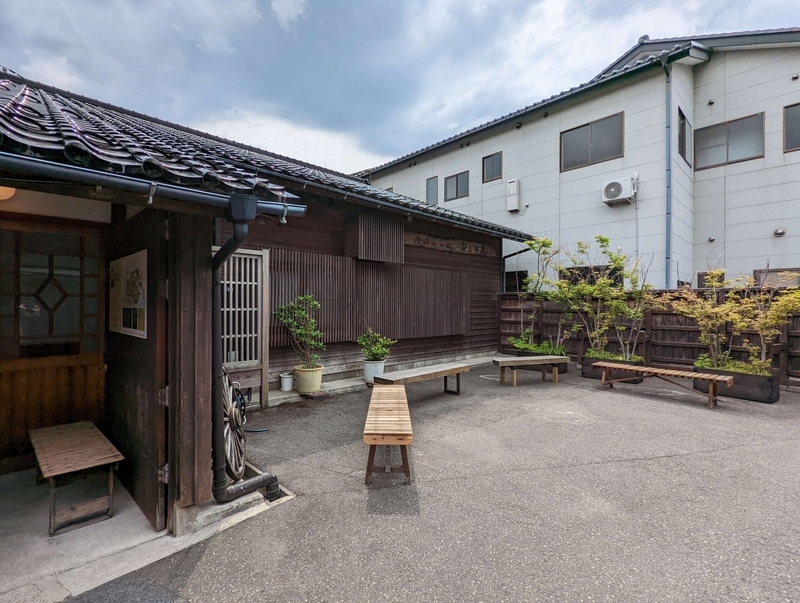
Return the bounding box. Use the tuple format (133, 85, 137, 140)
(218, 249, 266, 367)
(0, 224, 102, 360)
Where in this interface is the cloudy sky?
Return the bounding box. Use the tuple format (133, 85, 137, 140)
(1, 0, 800, 173)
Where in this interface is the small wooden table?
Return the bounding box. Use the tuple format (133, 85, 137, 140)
(373, 362, 470, 394)
(363, 385, 413, 485)
(492, 355, 571, 387)
(29, 421, 124, 535)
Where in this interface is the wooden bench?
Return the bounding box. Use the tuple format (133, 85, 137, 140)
(591, 361, 735, 408)
(492, 355, 571, 387)
(363, 385, 413, 485)
(373, 362, 470, 395)
(29, 421, 124, 535)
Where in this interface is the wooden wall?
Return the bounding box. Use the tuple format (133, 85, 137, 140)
(168, 213, 213, 510)
(223, 199, 502, 385)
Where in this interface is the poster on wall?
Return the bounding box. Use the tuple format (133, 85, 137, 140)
(109, 250, 147, 339)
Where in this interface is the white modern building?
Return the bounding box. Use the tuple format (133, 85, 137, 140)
(360, 29, 800, 289)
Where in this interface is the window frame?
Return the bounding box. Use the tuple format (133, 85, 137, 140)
(694, 113, 765, 170)
(425, 176, 438, 205)
(444, 170, 469, 201)
(482, 152, 503, 183)
(784, 102, 800, 153)
(560, 112, 625, 172)
(678, 108, 692, 167)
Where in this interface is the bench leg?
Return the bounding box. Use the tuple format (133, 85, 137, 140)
(48, 477, 56, 537)
(365, 445, 377, 485)
(444, 373, 461, 395)
(107, 465, 115, 518)
(511, 368, 516, 387)
(541, 368, 546, 382)
(499, 366, 505, 385)
(553, 366, 558, 384)
(708, 382, 717, 408)
(400, 445, 412, 485)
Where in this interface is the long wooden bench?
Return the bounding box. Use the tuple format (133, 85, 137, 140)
(29, 421, 125, 535)
(363, 385, 413, 485)
(492, 355, 571, 387)
(591, 361, 735, 408)
(373, 362, 470, 395)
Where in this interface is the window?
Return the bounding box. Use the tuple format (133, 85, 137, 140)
(0, 226, 102, 360)
(754, 268, 800, 287)
(559, 265, 623, 287)
(444, 171, 469, 201)
(504, 270, 528, 294)
(785, 103, 800, 152)
(560, 113, 624, 171)
(678, 108, 692, 166)
(426, 176, 438, 205)
(482, 152, 502, 182)
(694, 113, 764, 169)
(697, 271, 724, 289)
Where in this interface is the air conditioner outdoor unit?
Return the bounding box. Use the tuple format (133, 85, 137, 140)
(602, 177, 636, 206)
(506, 179, 520, 212)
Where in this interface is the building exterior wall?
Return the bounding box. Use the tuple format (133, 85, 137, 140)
(225, 199, 503, 387)
(371, 46, 800, 286)
(693, 48, 800, 277)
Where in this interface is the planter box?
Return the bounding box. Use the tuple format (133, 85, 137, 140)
(581, 357, 643, 384)
(518, 351, 568, 374)
(693, 367, 780, 404)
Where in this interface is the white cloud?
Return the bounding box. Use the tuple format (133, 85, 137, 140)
(396, 0, 779, 135)
(20, 56, 83, 90)
(271, 0, 307, 30)
(193, 111, 392, 174)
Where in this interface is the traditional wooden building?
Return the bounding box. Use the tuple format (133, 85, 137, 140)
(0, 73, 531, 534)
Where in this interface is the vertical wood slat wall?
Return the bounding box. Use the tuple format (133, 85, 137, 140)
(270, 249, 469, 344)
(346, 213, 404, 264)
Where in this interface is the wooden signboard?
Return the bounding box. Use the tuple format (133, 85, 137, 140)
(404, 232, 497, 257)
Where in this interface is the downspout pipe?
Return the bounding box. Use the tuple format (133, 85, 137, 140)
(661, 59, 673, 289)
(211, 195, 280, 503)
(501, 247, 534, 293)
(0, 151, 307, 219)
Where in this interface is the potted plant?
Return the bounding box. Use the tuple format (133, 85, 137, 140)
(550, 236, 649, 381)
(665, 268, 800, 403)
(274, 294, 325, 394)
(508, 237, 570, 373)
(357, 327, 397, 384)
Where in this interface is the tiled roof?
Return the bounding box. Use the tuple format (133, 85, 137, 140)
(598, 27, 800, 77)
(0, 76, 533, 242)
(357, 27, 800, 178)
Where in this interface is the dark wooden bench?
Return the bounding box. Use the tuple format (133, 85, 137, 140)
(29, 421, 124, 535)
(363, 385, 413, 485)
(373, 362, 470, 395)
(591, 361, 734, 408)
(492, 355, 571, 386)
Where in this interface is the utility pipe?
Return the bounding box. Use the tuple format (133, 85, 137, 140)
(211, 196, 280, 503)
(0, 152, 307, 219)
(501, 247, 534, 292)
(661, 59, 673, 289)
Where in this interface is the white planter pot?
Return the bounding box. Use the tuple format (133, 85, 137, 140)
(279, 372, 294, 392)
(363, 360, 386, 384)
(294, 365, 323, 394)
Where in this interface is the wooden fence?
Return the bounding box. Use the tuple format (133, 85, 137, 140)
(498, 293, 800, 386)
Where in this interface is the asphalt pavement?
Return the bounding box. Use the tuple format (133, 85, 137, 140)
(70, 364, 800, 602)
